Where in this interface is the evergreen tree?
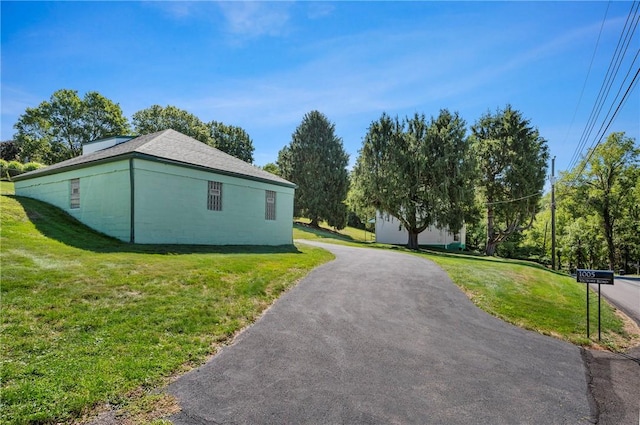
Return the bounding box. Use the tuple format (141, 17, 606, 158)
(352, 110, 477, 250)
(277, 111, 349, 229)
(470, 105, 549, 256)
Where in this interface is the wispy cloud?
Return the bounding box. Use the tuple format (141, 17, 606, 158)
(145, 1, 202, 20)
(306, 3, 335, 20)
(217, 2, 294, 39)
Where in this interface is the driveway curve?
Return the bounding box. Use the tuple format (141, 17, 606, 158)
(169, 241, 593, 424)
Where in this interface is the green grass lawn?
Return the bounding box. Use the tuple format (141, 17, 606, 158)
(0, 182, 333, 424)
(3, 184, 637, 424)
(293, 220, 638, 350)
(293, 218, 375, 243)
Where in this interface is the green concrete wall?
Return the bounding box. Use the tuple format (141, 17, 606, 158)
(132, 159, 294, 245)
(14, 158, 295, 246)
(14, 161, 132, 241)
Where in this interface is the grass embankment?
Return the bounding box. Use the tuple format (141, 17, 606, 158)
(0, 182, 333, 424)
(293, 218, 375, 243)
(295, 221, 638, 350)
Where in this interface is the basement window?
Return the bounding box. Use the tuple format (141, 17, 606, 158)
(207, 181, 222, 211)
(265, 190, 276, 220)
(70, 178, 80, 209)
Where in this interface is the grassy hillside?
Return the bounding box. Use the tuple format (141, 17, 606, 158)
(293, 218, 375, 243)
(294, 220, 638, 349)
(0, 182, 333, 424)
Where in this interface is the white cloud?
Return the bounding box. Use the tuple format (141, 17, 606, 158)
(307, 3, 335, 20)
(217, 2, 293, 39)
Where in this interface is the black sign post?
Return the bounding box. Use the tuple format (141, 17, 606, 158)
(577, 269, 614, 341)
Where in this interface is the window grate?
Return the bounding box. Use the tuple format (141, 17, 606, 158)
(208, 181, 222, 211)
(265, 190, 276, 220)
(70, 178, 80, 209)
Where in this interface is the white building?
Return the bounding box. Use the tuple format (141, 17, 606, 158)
(375, 212, 466, 250)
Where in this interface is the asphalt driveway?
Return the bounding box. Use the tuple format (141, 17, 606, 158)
(168, 241, 594, 424)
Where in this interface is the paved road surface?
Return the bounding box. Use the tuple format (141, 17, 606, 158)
(169, 241, 594, 424)
(592, 277, 640, 326)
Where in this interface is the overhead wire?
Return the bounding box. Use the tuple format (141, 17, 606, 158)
(573, 65, 639, 178)
(567, 1, 639, 172)
(565, 2, 611, 170)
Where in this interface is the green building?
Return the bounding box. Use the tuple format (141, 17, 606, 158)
(14, 129, 296, 245)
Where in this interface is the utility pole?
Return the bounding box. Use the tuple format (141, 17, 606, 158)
(551, 156, 556, 270)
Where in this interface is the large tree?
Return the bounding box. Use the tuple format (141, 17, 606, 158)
(470, 105, 549, 256)
(209, 120, 255, 163)
(568, 132, 639, 271)
(13, 89, 129, 163)
(132, 105, 211, 145)
(351, 110, 476, 250)
(277, 110, 349, 229)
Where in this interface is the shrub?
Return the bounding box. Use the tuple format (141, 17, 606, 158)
(23, 162, 45, 172)
(0, 159, 7, 180)
(7, 160, 23, 171)
(6, 161, 24, 179)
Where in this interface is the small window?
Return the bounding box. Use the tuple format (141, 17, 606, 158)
(70, 178, 80, 209)
(453, 233, 460, 242)
(207, 181, 222, 211)
(265, 190, 276, 220)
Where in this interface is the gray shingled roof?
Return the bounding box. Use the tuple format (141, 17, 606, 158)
(14, 129, 295, 188)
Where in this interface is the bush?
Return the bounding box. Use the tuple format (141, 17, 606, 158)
(23, 162, 45, 172)
(0, 159, 7, 180)
(6, 161, 24, 179)
(7, 160, 23, 171)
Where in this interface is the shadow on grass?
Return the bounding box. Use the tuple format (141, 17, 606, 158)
(10, 195, 301, 255)
(293, 222, 356, 242)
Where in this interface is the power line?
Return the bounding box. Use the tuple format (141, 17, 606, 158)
(567, 1, 639, 172)
(573, 66, 639, 178)
(484, 191, 543, 206)
(566, 1, 611, 169)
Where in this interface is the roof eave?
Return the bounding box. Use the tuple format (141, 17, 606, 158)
(12, 153, 297, 189)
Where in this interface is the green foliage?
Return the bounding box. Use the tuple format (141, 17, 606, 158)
(278, 110, 350, 229)
(132, 105, 211, 145)
(352, 110, 477, 249)
(562, 132, 639, 271)
(1, 161, 45, 180)
(1, 187, 333, 424)
(470, 105, 549, 255)
(262, 162, 280, 176)
(13, 89, 130, 164)
(6, 160, 23, 171)
(23, 161, 45, 172)
(209, 120, 255, 163)
(0, 140, 20, 161)
(0, 159, 8, 180)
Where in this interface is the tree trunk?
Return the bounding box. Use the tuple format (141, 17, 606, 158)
(310, 218, 320, 228)
(485, 205, 497, 256)
(623, 248, 629, 274)
(603, 208, 615, 270)
(485, 240, 498, 256)
(407, 230, 419, 250)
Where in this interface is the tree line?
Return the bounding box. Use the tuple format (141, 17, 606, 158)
(6, 89, 638, 269)
(277, 105, 551, 254)
(520, 133, 639, 273)
(6, 89, 255, 164)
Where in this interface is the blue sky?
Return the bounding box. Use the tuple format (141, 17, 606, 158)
(1, 1, 638, 173)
